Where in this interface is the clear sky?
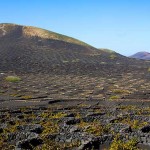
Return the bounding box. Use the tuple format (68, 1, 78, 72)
(0, 0, 150, 56)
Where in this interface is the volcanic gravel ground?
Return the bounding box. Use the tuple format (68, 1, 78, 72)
(0, 99, 150, 149)
(0, 73, 150, 149)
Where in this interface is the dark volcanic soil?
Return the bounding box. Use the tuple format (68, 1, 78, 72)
(0, 99, 150, 150)
(1, 72, 150, 104)
(0, 73, 150, 150)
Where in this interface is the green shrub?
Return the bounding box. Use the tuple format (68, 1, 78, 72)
(147, 68, 150, 72)
(110, 54, 117, 59)
(113, 89, 130, 94)
(5, 76, 21, 82)
(21, 95, 32, 100)
(109, 95, 120, 100)
(110, 137, 138, 150)
(62, 60, 69, 63)
(78, 121, 110, 136)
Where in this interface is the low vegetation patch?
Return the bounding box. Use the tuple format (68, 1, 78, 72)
(109, 95, 120, 100)
(113, 89, 130, 94)
(35, 139, 81, 150)
(110, 136, 138, 150)
(109, 54, 117, 59)
(21, 95, 33, 100)
(147, 68, 150, 72)
(78, 121, 110, 136)
(5, 76, 21, 82)
(120, 118, 148, 130)
(41, 121, 59, 136)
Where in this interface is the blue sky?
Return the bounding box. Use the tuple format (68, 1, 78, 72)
(0, 0, 150, 56)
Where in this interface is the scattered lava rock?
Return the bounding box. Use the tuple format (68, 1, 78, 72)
(140, 125, 150, 133)
(17, 124, 44, 134)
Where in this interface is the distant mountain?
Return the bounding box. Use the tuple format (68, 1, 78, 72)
(130, 51, 150, 60)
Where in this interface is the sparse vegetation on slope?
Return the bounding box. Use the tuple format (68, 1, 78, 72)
(0, 23, 148, 75)
(23, 26, 91, 47)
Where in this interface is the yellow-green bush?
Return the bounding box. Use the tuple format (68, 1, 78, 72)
(121, 118, 148, 129)
(110, 54, 117, 59)
(113, 89, 130, 94)
(5, 76, 21, 82)
(78, 121, 110, 136)
(21, 95, 32, 100)
(147, 68, 150, 72)
(109, 95, 120, 100)
(35, 139, 81, 150)
(110, 137, 138, 150)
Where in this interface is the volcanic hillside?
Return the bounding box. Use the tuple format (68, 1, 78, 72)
(1, 24, 150, 150)
(0, 23, 148, 75)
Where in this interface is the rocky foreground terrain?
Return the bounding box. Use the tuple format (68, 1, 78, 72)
(0, 73, 150, 150)
(0, 99, 150, 150)
(0, 23, 150, 149)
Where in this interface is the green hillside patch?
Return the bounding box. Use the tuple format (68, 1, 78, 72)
(99, 48, 115, 53)
(23, 25, 91, 47)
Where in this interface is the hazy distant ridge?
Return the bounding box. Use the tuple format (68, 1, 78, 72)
(130, 51, 150, 60)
